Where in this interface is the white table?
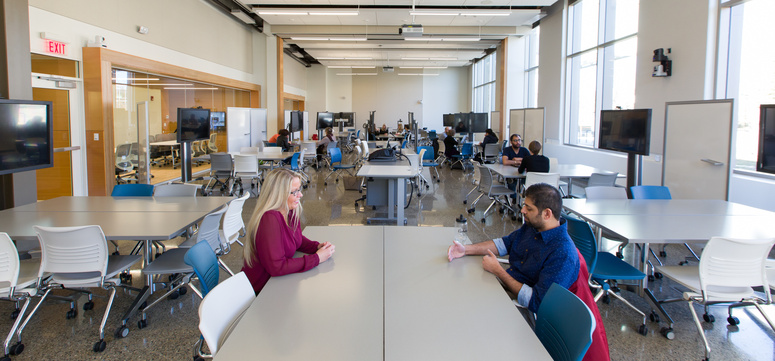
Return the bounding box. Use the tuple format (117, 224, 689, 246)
(150, 140, 180, 168)
(357, 164, 416, 225)
(214, 226, 550, 361)
(486, 163, 622, 195)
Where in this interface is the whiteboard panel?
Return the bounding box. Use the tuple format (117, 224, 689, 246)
(524, 108, 545, 150)
(509, 109, 525, 139)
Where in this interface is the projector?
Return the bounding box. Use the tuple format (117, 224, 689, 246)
(399, 24, 423, 37)
(382, 66, 394, 72)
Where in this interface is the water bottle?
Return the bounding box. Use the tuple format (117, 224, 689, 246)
(455, 214, 470, 244)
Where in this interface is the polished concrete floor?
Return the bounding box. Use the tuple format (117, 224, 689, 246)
(2, 158, 773, 360)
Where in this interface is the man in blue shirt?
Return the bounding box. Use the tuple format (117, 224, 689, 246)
(501, 134, 530, 166)
(447, 183, 579, 313)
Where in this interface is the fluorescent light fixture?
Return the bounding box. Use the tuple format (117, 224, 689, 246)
(409, 10, 511, 16)
(401, 57, 458, 61)
(112, 78, 160, 81)
(460, 11, 511, 16)
(130, 83, 194, 86)
(163, 87, 219, 90)
(399, 66, 448, 69)
(257, 10, 359, 16)
(329, 66, 376, 69)
(257, 10, 308, 15)
(318, 57, 373, 60)
(405, 38, 444, 42)
(328, 66, 352, 68)
(409, 11, 459, 16)
(398, 73, 440, 76)
(402, 57, 429, 60)
(441, 37, 481, 42)
(351, 66, 375, 68)
(308, 11, 359, 16)
(405, 37, 480, 42)
(336, 73, 377, 76)
(291, 37, 366, 41)
(328, 37, 367, 41)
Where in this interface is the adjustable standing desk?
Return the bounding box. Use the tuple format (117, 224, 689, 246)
(357, 164, 415, 225)
(214, 226, 551, 361)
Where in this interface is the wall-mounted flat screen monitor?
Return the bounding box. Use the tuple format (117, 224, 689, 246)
(598, 109, 652, 156)
(335, 112, 354, 127)
(757, 104, 775, 174)
(453, 113, 468, 132)
(289, 110, 302, 132)
(177, 108, 211, 142)
(0, 99, 54, 176)
(469, 113, 489, 133)
(317, 112, 333, 129)
(210, 111, 225, 128)
(443, 114, 455, 127)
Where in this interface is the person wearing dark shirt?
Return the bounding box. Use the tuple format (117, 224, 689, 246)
(518, 140, 550, 174)
(479, 128, 499, 148)
(501, 134, 530, 166)
(275, 129, 293, 152)
(447, 183, 580, 313)
(443, 128, 460, 158)
(242, 168, 335, 294)
(455, 121, 467, 134)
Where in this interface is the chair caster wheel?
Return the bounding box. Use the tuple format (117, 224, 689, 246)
(660, 327, 675, 340)
(137, 319, 148, 329)
(659, 251, 667, 257)
(649, 311, 660, 323)
(10, 309, 19, 320)
(83, 301, 95, 311)
(648, 275, 655, 282)
(179, 287, 187, 296)
(467, 208, 475, 214)
(140, 301, 147, 310)
(335, 179, 339, 183)
(93, 340, 106, 352)
(112, 251, 120, 256)
(9, 342, 23, 355)
(602, 294, 611, 304)
(355, 202, 359, 207)
(654, 272, 663, 279)
(168, 290, 180, 300)
(728, 316, 739, 326)
(703, 313, 715, 323)
(66, 309, 77, 319)
(481, 218, 486, 223)
(511, 216, 517, 221)
(638, 324, 648, 336)
(616, 252, 623, 259)
(115, 325, 129, 338)
(463, 200, 467, 204)
(324, 182, 327, 185)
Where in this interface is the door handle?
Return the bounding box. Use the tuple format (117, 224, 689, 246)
(54, 146, 81, 152)
(700, 158, 724, 166)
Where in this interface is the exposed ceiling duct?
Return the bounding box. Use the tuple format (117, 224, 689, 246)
(205, 0, 264, 33)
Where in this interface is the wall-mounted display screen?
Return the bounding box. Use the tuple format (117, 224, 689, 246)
(317, 112, 333, 129)
(177, 108, 211, 142)
(757, 104, 775, 174)
(210, 111, 225, 128)
(0, 99, 54, 175)
(469, 113, 489, 133)
(598, 109, 652, 156)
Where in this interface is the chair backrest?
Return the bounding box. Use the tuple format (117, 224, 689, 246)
(471, 163, 482, 186)
(549, 157, 559, 173)
(222, 193, 249, 246)
(563, 216, 598, 273)
(584, 186, 628, 200)
(33, 225, 108, 278)
(415, 149, 425, 174)
(239, 147, 258, 154)
(263, 147, 282, 154)
(630, 185, 671, 199)
(198, 271, 255, 356)
(111, 183, 155, 197)
(290, 152, 302, 170)
(208, 133, 218, 151)
(328, 147, 343, 164)
(461, 143, 473, 156)
(417, 146, 434, 161)
(361, 141, 370, 159)
(525, 172, 560, 189)
(191, 140, 202, 155)
(483, 143, 500, 158)
(233, 154, 259, 174)
(301, 142, 316, 155)
(587, 172, 618, 187)
(193, 206, 228, 252)
(401, 140, 408, 149)
(209, 153, 234, 173)
(0, 232, 21, 290)
(477, 165, 496, 193)
(183, 241, 220, 296)
(535, 283, 596, 361)
(698, 237, 775, 300)
(115, 143, 132, 158)
(327, 140, 338, 149)
(154, 183, 200, 197)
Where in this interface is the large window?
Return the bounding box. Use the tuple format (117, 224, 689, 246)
(564, 0, 639, 148)
(525, 26, 540, 108)
(717, 0, 775, 172)
(473, 52, 496, 113)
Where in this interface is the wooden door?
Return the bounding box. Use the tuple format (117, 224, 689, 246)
(33, 88, 72, 200)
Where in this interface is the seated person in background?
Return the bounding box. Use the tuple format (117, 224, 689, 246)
(242, 168, 335, 295)
(275, 129, 294, 152)
(518, 140, 550, 174)
(397, 123, 404, 133)
(479, 128, 499, 148)
(455, 121, 468, 134)
(379, 124, 388, 135)
(502, 134, 530, 166)
(443, 128, 460, 158)
(268, 131, 280, 144)
(447, 183, 580, 315)
(315, 127, 335, 164)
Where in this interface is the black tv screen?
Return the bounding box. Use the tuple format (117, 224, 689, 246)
(289, 111, 302, 132)
(757, 104, 775, 174)
(317, 112, 333, 129)
(210, 111, 225, 128)
(177, 108, 211, 142)
(336, 112, 354, 127)
(442, 114, 454, 127)
(469, 113, 489, 132)
(598, 109, 652, 156)
(0, 99, 53, 175)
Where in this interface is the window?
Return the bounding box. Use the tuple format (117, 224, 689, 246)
(564, 0, 639, 148)
(473, 52, 496, 113)
(525, 26, 540, 108)
(717, 0, 775, 171)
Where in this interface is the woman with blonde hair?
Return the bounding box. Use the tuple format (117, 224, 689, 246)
(242, 168, 335, 294)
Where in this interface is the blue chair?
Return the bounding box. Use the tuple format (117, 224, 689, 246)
(110, 183, 154, 197)
(535, 283, 596, 361)
(451, 143, 473, 171)
(324, 147, 355, 186)
(401, 140, 408, 149)
(417, 146, 441, 182)
(630, 185, 700, 265)
(288, 152, 309, 186)
(564, 215, 649, 336)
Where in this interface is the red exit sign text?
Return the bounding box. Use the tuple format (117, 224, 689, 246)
(45, 40, 66, 55)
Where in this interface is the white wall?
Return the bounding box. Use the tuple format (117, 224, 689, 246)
(325, 68, 353, 115)
(283, 53, 308, 97)
(351, 72, 422, 131)
(422, 68, 469, 131)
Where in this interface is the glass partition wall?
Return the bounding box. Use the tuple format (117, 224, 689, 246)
(111, 68, 251, 184)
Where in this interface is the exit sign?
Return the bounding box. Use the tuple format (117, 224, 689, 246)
(45, 40, 66, 55)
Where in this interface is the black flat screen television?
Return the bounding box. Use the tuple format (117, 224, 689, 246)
(757, 104, 775, 174)
(335, 112, 354, 127)
(289, 111, 302, 132)
(443, 114, 455, 127)
(317, 112, 333, 129)
(0, 99, 54, 175)
(469, 113, 489, 132)
(177, 108, 211, 142)
(598, 109, 652, 156)
(210, 111, 225, 128)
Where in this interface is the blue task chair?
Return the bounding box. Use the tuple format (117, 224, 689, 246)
(111, 183, 154, 197)
(417, 146, 442, 182)
(564, 215, 649, 336)
(535, 283, 596, 361)
(324, 147, 356, 186)
(630, 185, 700, 266)
(451, 143, 474, 171)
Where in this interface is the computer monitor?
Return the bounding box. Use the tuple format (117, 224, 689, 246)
(757, 104, 775, 174)
(0, 99, 54, 175)
(598, 109, 652, 156)
(177, 108, 211, 142)
(317, 112, 333, 129)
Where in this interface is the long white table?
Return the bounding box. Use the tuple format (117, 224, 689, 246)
(215, 226, 550, 361)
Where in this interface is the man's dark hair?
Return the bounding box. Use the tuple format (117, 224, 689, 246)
(524, 183, 562, 220)
(510, 134, 522, 142)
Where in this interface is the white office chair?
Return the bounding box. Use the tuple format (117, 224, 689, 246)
(220, 193, 249, 250)
(239, 146, 258, 154)
(263, 146, 282, 154)
(24, 225, 141, 353)
(0, 233, 39, 359)
(584, 186, 628, 200)
(198, 272, 255, 357)
(179, 206, 232, 274)
(154, 183, 201, 197)
(233, 154, 261, 197)
(654, 237, 775, 360)
(571, 172, 619, 198)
